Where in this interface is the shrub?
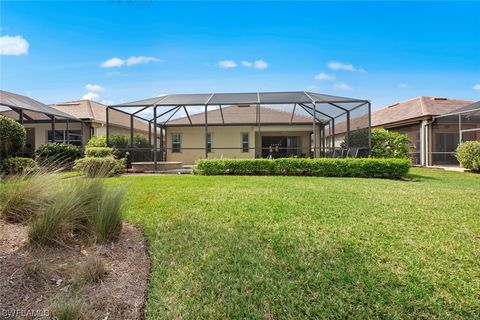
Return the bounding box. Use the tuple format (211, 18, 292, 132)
(194, 158, 411, 179)
(0, 115, 26, 158)
(1, 157, 37, 175)
(371, 129, 410, 159)
(86, 135, 107, 148)
(93, 188, 124, 242)
(73, 157, 125, 178)
(84, 146, 114, 158)
(456, 141, 480, 171)
(35, 143, 82, 168)
(28, 179, 103, 246)
(0, 173, 58, 223)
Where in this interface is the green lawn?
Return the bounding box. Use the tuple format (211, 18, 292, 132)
(107, 168, 480, 319)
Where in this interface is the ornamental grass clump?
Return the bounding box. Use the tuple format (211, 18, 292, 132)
(92, 187, 124, 243)
(28, 179, 104, 246)
(0, 172, 59, 223)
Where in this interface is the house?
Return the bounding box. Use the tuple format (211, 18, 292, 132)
(0, 90, 83, 156)
(164, 105, 315, 165)
(0, 90, 151, 156)
(332, 96, 473, 165)
(51, 100, 150, 139)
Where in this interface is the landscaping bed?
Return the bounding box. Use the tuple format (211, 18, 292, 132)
(0, 219, 149, 319)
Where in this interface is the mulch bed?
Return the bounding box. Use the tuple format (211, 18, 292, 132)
(0, 220, 149, 319)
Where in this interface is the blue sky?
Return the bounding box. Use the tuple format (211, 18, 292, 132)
(1, 1, 479, 110)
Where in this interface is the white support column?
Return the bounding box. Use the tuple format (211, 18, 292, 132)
(420, 120, 428, 166)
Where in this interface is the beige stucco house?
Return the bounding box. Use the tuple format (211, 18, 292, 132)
(164, 105, 317, 165)
(0, 90, 151, 156)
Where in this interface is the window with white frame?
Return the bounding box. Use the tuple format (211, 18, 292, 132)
(46, 130, 82, 146)
(171, 133, 181, 153)
(241, 133, 249, 152)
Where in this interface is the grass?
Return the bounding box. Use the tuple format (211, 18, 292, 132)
(74, 255, 107, 285)
(105, 168, 480, 319)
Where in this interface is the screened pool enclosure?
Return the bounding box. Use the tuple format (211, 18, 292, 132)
(428, 101, 480, 166)
(108, 91, 371, 169)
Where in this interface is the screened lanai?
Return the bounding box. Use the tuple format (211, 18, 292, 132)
(108, 91, 371, 169)
(0, 90, 83, 158)
(428, 101, 480, 166)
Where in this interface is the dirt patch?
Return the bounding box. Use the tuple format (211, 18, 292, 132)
(0, 220, 149, 319)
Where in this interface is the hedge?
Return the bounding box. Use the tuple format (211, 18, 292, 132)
(1, 157, 38, 175)
(36, 143, 82, 168)
(73, 157, 125, 178)
(194, 158, 411, 178)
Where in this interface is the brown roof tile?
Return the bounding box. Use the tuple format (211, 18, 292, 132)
(51, 100, 150, 132)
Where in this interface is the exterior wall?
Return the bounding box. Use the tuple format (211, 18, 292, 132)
(165, 125, 313, 165)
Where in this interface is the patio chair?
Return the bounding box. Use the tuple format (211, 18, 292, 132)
(346, 147, 359, 158)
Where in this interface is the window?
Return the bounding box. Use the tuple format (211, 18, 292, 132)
(171, 133, 181, 153)
(207, 133, 212, 153)
(241, 133, 249, 152)
(47, 130, 82, 146)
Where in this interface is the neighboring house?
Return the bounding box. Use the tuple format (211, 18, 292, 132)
(0, 90, 83, 156)
(51, 100, 150, 139)
(164, 105, 316, 164)
(333, 96, 473, 165)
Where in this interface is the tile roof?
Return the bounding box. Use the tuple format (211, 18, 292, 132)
(332, 96, 473, 134)
(165, 104, 314, 126)
(51, 100, 150, 132)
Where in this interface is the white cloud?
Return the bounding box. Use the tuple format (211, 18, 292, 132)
(101, 56, 160, 68)
(241, 60, 253, 67)
(0, 35, 29, 55)
(219, 60, 237, 68)
(254, 59, 268, 70)
(314, 72, 335, 80)
(333, 82, 352, 90)
(100, 57, 124, 68)
(81, 92, 100, 101)
(327, 61, 365, 73)
(126, 56, 160, 66)
(85, 84, 104, 92)
(101, 99, 114, 105)
(399, 83, 408, 88)
(473, 84, 480, 91)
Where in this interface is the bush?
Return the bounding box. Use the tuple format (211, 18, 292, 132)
(35, 143, 82, 168)
(194, 158, 411, 179)
(1, 157, 37, 175)
(456, 141, 480, 171)
(73, 157, 125, 178)
(84, 146, 114, 158)
(371, 129, 410, 159)
(0, 115, 26, 158)
(86, 135, 107, 148)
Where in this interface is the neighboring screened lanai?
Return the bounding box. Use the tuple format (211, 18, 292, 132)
(0, 90, 83, 156)
(108, 91, 371, 168)
(429, 101, 480, 166)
